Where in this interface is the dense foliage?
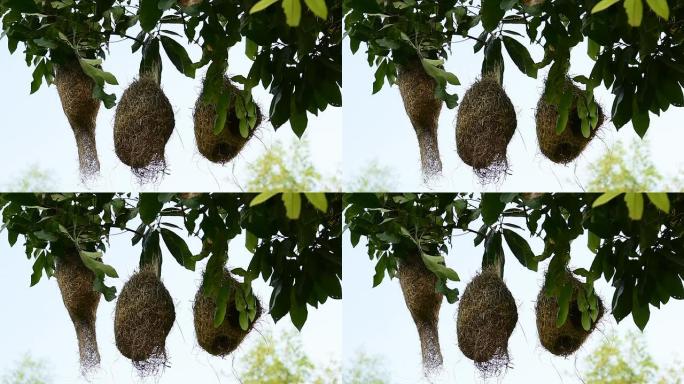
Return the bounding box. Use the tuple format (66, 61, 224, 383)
(0, 192, 341, 330)
(0, 0, 340, 135)
(344, 0, 682, 137)
(344, 192, 683, 331)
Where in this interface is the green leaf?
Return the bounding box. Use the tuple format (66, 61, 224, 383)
(421, 253, 459, 282)
(502, 36, 537, 78)
(592, 0, 621, 13)
(555, 92, 573, 133)
(480, 194, 506, 226)
(213, 285, 231, 327)
(34, 230, 58, 241)
(161, 228, 195, 270)
(645, 0, 669, 19)
(556, 282, 573, 327)
(33, 38, 57, 49)
(481, 0, 506, 32)
(79, 59, 118, 86)
(303, 0, 327, 19)
(624, 193, 644, 220)
(245, 39, 258, 61)
(624, 0, 644, 26)
(593, 192, 623, 207)
(503, 228, 538, 271)
(632, 289, 650, 330)
(80, 251, 118, 278)
(160, 36, 195, 78)
(245, 231, 258, 253)
(139, 194, 163, 225)
(250, 0, 279, 13)
(304, 193, 328, 212)
(588, 231, 600, 254)
(282, 193, 302, 219)
(646, 193, 670, 213)
(251, 192, 278, 206)
(282, 0, 302, 26)
(290, 299, 308, 330)
(139, 0, 164, 32)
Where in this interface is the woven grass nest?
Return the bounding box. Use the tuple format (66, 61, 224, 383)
(536, 270, 604, 357)
(55, 250, 101, 373)
(457, 267, 517, 377)
(194, 269, 262, 357)
(536, 78, 605, 164)
(114, 265, 175, 376)
(456, 75, 517, 183)
(194, 77, 262, 164)
(398, 253, 443, 374)
(54, 59, 101, 179)
(397, 59, 443, 179)
(113, 73, 174, 182)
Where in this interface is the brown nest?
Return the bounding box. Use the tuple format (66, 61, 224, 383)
(536, 78, 605, 164)
(536, 271, 604, 357)
(55, 251, 101, 373)
(113, 74, 175, 182)
(398, 253, 443, 374)
(397, 59, 443, 179)
(194, 270, 262, 356)
(54, 60, 101, 179)
(457, 267, 517, 377)
(456, 75, 517, 183)
(114, 265, 175, 376)
(194, 77, 262, 164)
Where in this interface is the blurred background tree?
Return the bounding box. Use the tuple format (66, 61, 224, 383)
(5, 165, 56, 192)
(238, 329, 339, 384)
(344, 160, 396, 192)
(586, 139, 684, 191)
(343, 350, 390, 384)
(1, 354, 51, 384)
(583, 332, 683, 384)
(243, 137, 341, 192)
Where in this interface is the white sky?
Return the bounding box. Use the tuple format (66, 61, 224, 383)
(342, 33, 684, 192)
(0, 213, 342, 383)
(343, 216, 684, 383)
(0, 34, 342, 191)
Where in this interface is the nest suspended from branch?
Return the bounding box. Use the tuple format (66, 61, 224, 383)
(194, 77, 262, 164)
(397, 59, 443, 179)
(456, 75, 517, 183)
(113, 73, 174, 183)
(398, 253, 443, 375)
(55, 250, 101, 373)
(536, 78, 605, 164)
(54, 60, 101, 180)
(536, 270, 604, 356)
(457, 267, 518, 377)
(114, 265, 175, 376)
(194, 269, 262, 357)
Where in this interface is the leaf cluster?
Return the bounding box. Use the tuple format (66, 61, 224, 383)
(344, 192, 684, 331)
(1, 0, 340, 136)
(0, 192, 341, 330)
